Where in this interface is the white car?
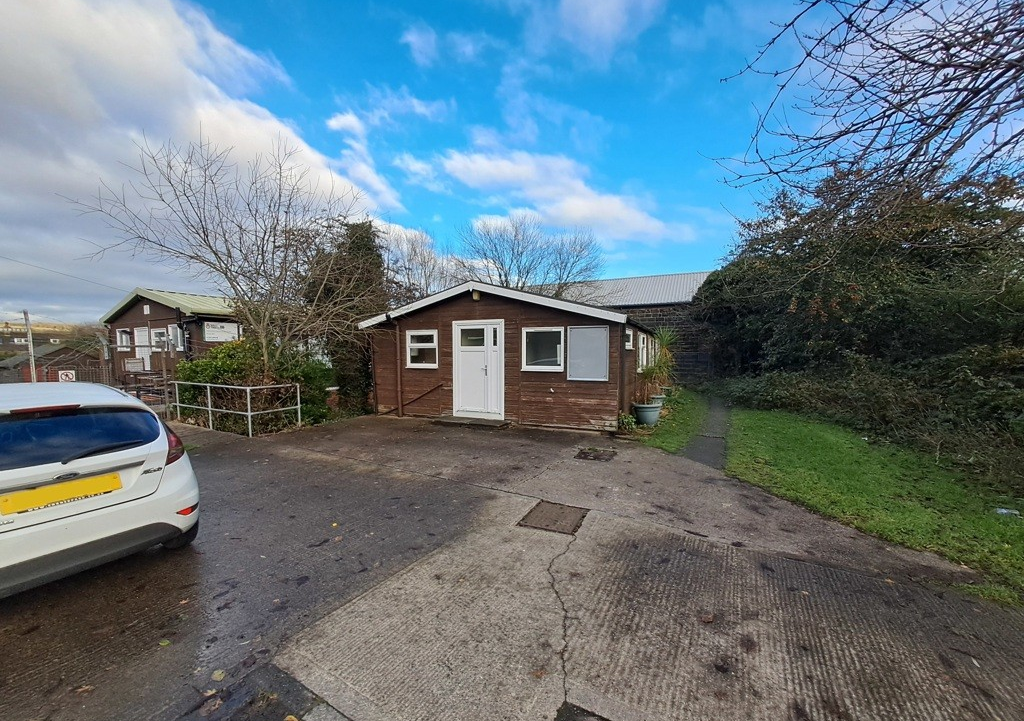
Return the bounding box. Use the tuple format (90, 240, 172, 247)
(0, 382, 199, 598)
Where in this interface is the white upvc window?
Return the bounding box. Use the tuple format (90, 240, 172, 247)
(13, 337, 28, 345)
(168, 324, 185, 351)
(637, 332, 649, 370)
(152, 328, 168, 351)
(406, 330, 438, 368)
(522, 327, 564, 371)
(625, 328, 634, 350)
(116, 328, 131, 351)
(567, 326, 609, 381)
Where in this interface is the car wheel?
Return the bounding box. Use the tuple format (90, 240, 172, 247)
(163, 520, 199, 550)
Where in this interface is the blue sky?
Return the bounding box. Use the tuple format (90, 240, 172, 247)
(0, 0, 793, 323)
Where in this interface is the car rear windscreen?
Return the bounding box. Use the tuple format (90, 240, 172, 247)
(0, 407, 161, 472)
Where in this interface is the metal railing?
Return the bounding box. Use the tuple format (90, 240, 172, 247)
(171, 381, 302, 437)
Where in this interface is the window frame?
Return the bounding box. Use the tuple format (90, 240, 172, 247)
(116, 328, 131, 351)
(151, 328, 169, 351)
(405, 329, 439, 369)
(521, 326, 564, 372)
(567, 325, 609, 382)
(624, 328, 634, 350)
(168, 324, 185, 352)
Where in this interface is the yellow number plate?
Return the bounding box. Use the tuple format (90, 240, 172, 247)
(0, 473, 122, 515)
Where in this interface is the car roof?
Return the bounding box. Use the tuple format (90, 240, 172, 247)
(0, 382, 146, 414)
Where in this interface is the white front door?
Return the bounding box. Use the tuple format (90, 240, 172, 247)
(134, 327, 151, 371)
(453, 321, 503, 419)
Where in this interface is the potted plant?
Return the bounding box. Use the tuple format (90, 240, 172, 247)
(632, 364, 664, 426)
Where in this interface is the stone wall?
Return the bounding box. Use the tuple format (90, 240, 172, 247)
(614, 303, 712, 382)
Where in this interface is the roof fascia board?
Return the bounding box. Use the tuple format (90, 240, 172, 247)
(99, 287, 146, 325)
(357, 281, 628, 329)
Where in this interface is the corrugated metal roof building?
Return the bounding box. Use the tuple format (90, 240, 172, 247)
(99, 287, 240, 385)
(584, 271, 712, 307)
(591, 271, 714, 380)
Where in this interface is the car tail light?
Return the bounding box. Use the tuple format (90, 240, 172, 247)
(176, 503, 198, 516)
(165, 425, 186, 465)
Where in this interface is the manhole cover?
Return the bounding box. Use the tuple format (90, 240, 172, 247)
(554, 702, 611, 721)
(517, 500, 589, 535)
(575, 447, 616, 461)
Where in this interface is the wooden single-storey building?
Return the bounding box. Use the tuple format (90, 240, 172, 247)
(99, 288, 240, 385)
(358, 281, 655, 431)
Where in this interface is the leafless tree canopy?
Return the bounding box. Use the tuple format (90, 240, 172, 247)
(381, 226, 458, 304)
(453, 213, 605, 300)
(79, 137, 381, 375)
(733, 0, 1024, 198)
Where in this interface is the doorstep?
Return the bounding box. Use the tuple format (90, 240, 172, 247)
(432, 415, 511, 429)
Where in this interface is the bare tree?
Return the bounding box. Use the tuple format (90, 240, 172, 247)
(453, 213, 604, 299)
(78, 136, 378, 377)
(731, 0, 1024, 199)
(380, 226, 458, 303)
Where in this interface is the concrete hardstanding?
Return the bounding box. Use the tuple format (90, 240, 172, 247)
(3, 416, 1022, 721)
(278, 506, 1024, 721)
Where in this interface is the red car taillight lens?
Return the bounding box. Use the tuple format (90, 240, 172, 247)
(165, 425, 186, 465)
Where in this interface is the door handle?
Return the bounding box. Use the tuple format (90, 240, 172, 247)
(483, 365, 487, 376)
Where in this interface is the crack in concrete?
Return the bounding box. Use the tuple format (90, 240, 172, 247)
(546, 533, 579, 705)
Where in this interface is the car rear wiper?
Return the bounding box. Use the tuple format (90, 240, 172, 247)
(61, 440, 146, 464)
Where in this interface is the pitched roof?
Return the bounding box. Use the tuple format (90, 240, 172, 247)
(0, 343, 77, 369)
(358, 281, 630, 329)
(585, 271, 712, 307)
(100, 288, 235, 324)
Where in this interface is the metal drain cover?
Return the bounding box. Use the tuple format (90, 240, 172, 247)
(517, 500, 589, 535)
(575, 447, 616, 461)
(554, 702, 611, 721)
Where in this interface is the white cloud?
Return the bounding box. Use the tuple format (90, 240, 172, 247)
(325, 111, 366, 138)
(496, 0, 666, 65)
(336, 137, 404, 212)
(0, 0, 393, 322)
(400, 23, 438, 67)
(495, 60, 611, 153)
(442, 150, 670, 241)
(392, 152, 447, 193)
(364, 85, 454, 126)
(558, 0, 667, 63)
(446, 31, 502, 63)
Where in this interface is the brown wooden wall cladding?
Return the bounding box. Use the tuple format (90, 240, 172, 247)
(369, 291, 631, 430)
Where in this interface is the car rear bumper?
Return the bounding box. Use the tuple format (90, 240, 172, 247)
(0, 522, 187, 598)
(0, 461, 199, 598)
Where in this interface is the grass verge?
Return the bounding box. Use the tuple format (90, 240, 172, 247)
(727, 409, 1024, 605)
(641, 388, 709, 453)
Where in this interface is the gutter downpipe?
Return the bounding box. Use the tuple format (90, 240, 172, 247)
(393, 315, 404, 417)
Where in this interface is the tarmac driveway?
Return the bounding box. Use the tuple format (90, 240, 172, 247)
(2, 415, 1023, 721)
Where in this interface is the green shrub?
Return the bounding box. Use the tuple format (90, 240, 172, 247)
(175, 339, 334, 434)
(708, 347, 1024, 496)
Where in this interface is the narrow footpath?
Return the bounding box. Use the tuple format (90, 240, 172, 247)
(679, 396, 730, 470)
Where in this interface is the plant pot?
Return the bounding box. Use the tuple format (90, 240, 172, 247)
(650, 394, 666, 405)
(632, 402, 661, 426)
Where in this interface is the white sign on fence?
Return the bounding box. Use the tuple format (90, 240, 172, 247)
(58, 370, 76, 382)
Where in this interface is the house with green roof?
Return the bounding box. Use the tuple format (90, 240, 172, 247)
(100, 288, 239, 384)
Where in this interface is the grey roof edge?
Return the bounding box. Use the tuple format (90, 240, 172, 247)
(100, 287, 235, 325)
